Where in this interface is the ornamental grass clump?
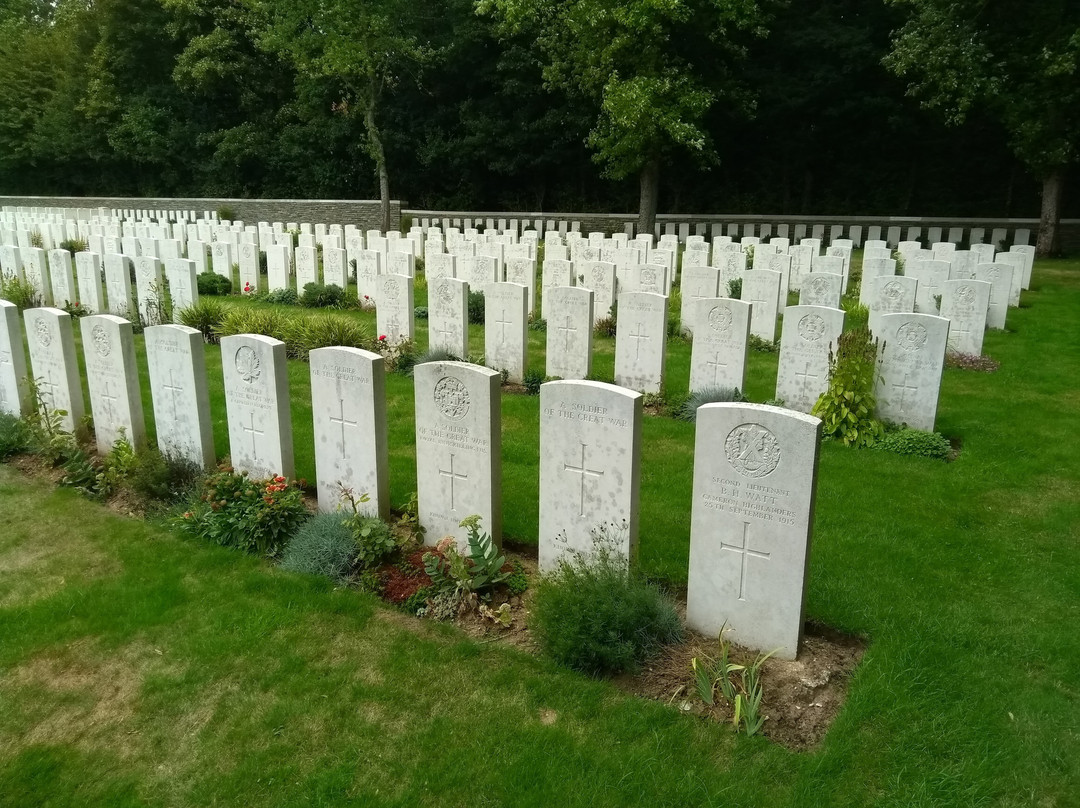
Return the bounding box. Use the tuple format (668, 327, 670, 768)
(279, 512, 357, 582)
(811, 326, 884, 448)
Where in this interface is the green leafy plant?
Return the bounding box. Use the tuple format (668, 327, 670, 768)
(22, 378, 78, 465)
(0, 276, 43, 310)
(413, 306, 429, 319)
(197, 271, 233, 296)
(691, 624, 778, 736)
(178, 298, 229, 343)
(468, 290, 485, 324)
(28, 230, 43, 248)
(59, 238, 88, 254)
(841, 299, 870, 331)
(394, 491, 425, 542)
(409, 347, 460, 371)
(279, 512, 357, 582)
(727, 277, 743, 299)
(675, 386, 746, 422)
(421, 516, 512, 617)
(216, 205, 237, 221)
(300, 283, 346, 308)
(178, 467, 309, 556)
(875, 428, 951, 460)
(523, 369, 545, 395)
(0, 411, 31, 458)
(811, 326, 885, 448)
(529, 317, 547, 332)
(505, 561, 528, 596)
(266, 288, 300, 305)
(531, 531, 683, 676)
(594, 315, 617, 337)
(129, 449, 204, 504)
(747, 334, 777, 353)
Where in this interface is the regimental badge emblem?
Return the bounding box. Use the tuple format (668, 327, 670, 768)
(897, 322, 928, 352)
(383, 278, 400, 300)
(810, 275, 830, 295)
(234, 345, 261, 384)
(798, 313, 826, 342)
(725, 423, 781, 479)
(434, 376, 469, 420)
(35, 318, 52, 347)
(91, 324, 111, 357)
(707, 305, 732, 336)
(436, 280, 454, 308)
(956, 285, 977, 309)
(883, 280, 904, 301)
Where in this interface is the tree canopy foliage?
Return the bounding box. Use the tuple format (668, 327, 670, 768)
(0, 0, 1075, 240)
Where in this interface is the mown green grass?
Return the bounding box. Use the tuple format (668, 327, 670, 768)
(1, 257, 1078, 806)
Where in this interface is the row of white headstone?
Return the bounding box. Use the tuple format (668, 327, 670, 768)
(0, 300, 821, 659)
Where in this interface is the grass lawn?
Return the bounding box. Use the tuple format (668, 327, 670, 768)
(1, 256, 1078, 806)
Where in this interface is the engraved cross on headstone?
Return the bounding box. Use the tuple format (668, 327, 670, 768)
(707, 352, 727, 386)
(720, 521, 771, 601)
(559, 315, 577, 352)
(328, 398, 357, 458)
(627, 321, 650, 360)
(795, 362, 819, 389)
(564, 442, 605, 517)
(162, 367, 184, 423)
(892, 375, 920, 413)
(100, 379, 120, 424)
(242, 411, 264, 455)
(495, 307, 512, 345)
(439, 453, 469, 512)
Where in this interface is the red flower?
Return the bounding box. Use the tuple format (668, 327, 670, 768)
(274, 475, 285, 483)
(379, 334, 387, 341)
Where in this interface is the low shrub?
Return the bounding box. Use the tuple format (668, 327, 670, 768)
(594, 316, 617, 338)
(875, 428, 951, 460)
(811, 326, 884, 448)
(300, 283, 346, 308)
(349, 515, 397, 569)
(747, 334, 778, 353)
(279, 512, 357, 582)
(841, 300, 870, 331)
(129, 449, 204, 504)
(523, 369, 545, 395)
(178, 298, 229, 343)
(215, 306, 291, 345)
(410, 347, 460, 371)
(414, 306, 429, 320)
(0, 411, 31, 458)
(178, 467, 309, 556)
(675, 386, 746, 421)
(727, 277, 743, 299)
(197, 272, 232, 296)
(290, 313, 374, 359)
(216, 205, 236, 221)
(468, 290, 485, 324)
(266, 288, 299, 306)
(0, 276, 43, 310)
(529, 317, 547, 332)
(531, 532, 683, 676)
(59, 238, 88, 254)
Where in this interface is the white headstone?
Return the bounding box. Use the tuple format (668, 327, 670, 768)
(323, 246, 347, 289)
(614, 292, 667, 394)
(680, 266, 721, 336)
(376, 273, 414, 346)
(0, 300, 29, 415)
(858, 258, 897, 307)
(134, 256, 165, 326)
(973, 263, 1012, 329)
(75, 252, 105, 313)
(874, 313, 949, 431)
(80, 314, 146, 453)
(689, 299, 751, 393)
(220, 334, 295, 479)
(906, 259, 950, 314)
(545, 286, 594, 380)
(687, 403, 822, 659)
(484, 282, 528, 383)
(24, 307, 85, 431)
(776, 305, 845, 413)
(414, 361, 502, 549)
(145, 324, 216, 468)
(799, 272, 842, 308)
(211, 241, 233, 282)
(539, 380, 642, 572)
(237, 241, 260, 294)
(267, 244, 290, 292)
(426, 253, 456, 283)
(310, 347, 389, 518)
(743, 269, 781, 343)
(24, 248, 52, 305)
(429, 276, 469, 358)
(48, 250, 76, 308)
(103, 254, 134, 316)
(164, 258, 198, 321)
(505, 258, 537, 315)
(0, 245, 22, 281)
(940, 279, 991, 356)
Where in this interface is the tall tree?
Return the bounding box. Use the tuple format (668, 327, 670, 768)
(253, 0, 439, 230)
(885, 0, 1080, 254)
(478, 0, 769, 234)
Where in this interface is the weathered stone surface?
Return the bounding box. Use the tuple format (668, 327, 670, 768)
(680, 266, 721, 336)
(775, 305, 845, 413)
(539, 380, 641, 572)
(220, 334, 295, 479)
(614, 291, 667, 394)
(874, 313, 950, 431)
(428, 276, 469, 358)
(743, 269, 782, 342)
(484, 282, 528, 383)
(545, 285, 593, 380)
(145, 324, 216, 468)
(310, 347, 389, 517)
(24, 307, 84, 431)
(376, 273, 414, 346)
(80, 314, 146, 453)
(687, 403, 822, 659)
(799, 272, 842, 308)
(940, 279, 991, 356)
(0, 300, 29, 415)
(414, 361, 501, 550)
(974, 263, 1013, 329)
(689, 298, 751, 393)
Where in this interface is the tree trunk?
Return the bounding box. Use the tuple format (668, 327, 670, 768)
(1036, 168, 1064, 257)
(363, 95, 391, 233)
(637, 158, 660, 237)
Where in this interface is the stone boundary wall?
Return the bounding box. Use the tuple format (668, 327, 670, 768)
(405, 209, 1080, 250)
(0, 196, 399, 231)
